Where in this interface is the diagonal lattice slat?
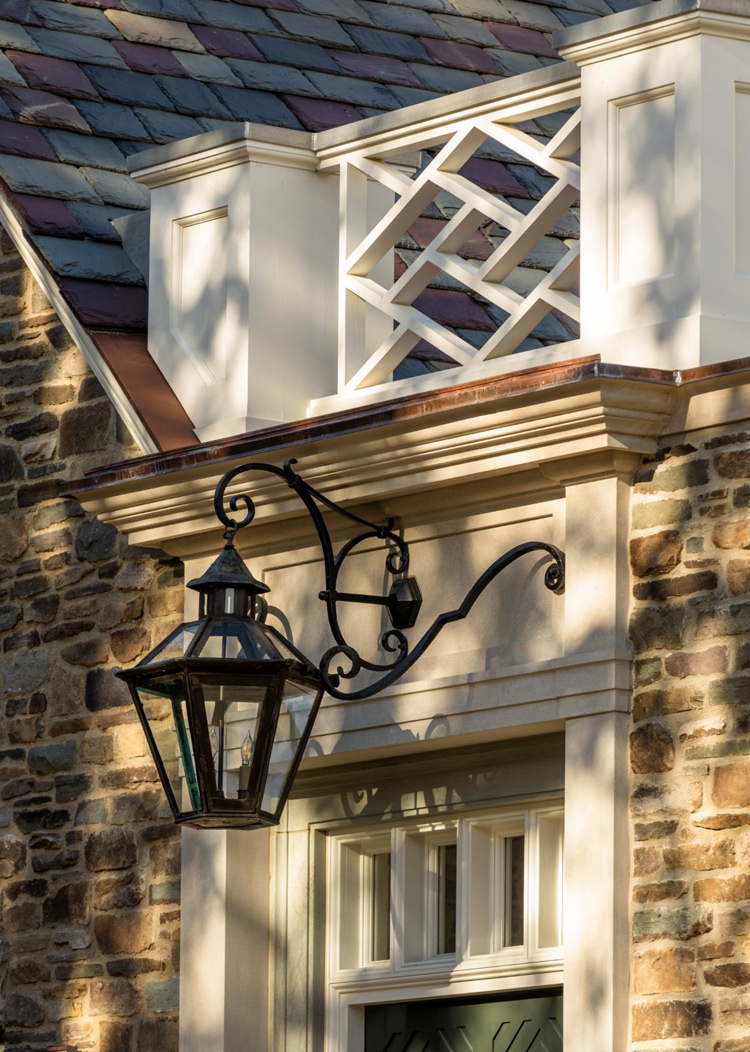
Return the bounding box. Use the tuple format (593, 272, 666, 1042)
(337, 94, 582, 394)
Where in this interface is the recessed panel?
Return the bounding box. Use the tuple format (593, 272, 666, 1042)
(736, 86, 750, 275)
(172, 208, 228, 385)
(611, 88, 675, 288)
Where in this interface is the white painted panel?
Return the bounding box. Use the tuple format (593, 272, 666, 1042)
(611, 88, 675, 288)
(736, 85, 750, 275)
(172, 208, 228, 386)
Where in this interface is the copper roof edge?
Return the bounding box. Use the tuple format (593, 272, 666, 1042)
(62, 353, 750, 495)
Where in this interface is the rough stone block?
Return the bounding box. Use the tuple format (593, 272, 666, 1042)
(695, 873, 750, 902)
(631, 999, 711, 1041)
(89, 978, 143, 1017)
(714, 763, 750, 808)
(633, 684, 698, 722)
(634, 947, 696, 995)
(95, 910, 154, 954)
(663, 840, 735, 872)
(664, 646, 727, 679)
(632, 570, 718, 601)
(59, 402, 114, 457)
(630, 530, 683, 577)
(630, 722, 675, 773)
(705, 963, 750, 987)
(85, 827, 137, 871)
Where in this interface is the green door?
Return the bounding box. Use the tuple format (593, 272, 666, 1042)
(365, 990, 563, 1052)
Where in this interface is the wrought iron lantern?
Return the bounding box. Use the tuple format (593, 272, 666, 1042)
(116, 459, 565, 830)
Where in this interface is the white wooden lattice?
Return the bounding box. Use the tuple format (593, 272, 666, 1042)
(333, 88, 582, 395)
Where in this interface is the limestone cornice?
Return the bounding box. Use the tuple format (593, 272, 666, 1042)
(65, 357, 678, 556)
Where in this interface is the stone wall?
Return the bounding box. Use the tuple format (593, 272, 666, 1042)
(629, 431, 750, 1052)
(0, 230, 183, 1051)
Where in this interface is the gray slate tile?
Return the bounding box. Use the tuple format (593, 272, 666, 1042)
(173, 50, 242, 85)
(344, 25, 430, 60)
(156, 74, 234, 116)
(0, 21, 41, 51)
(0, 96, 12, 120)
(135, 106, 204, 141)
(295, 0, 372, 26)
(506, 162, 554, 196)
(82, 65, 175, 109)
(66, 201, 131, 241)
(225, 59, 319, 96)
(43, 129, 127, 172)
(359, 3, 445, 37)
(502, 0, 564, 28)
(554, 7, 596, 25)
(35, 235, 143, 284)
(111, 210, 149, 283)
(188, 0, 277, 33)
(304, 70, 399, 107)
(483, 48, 542, 75)
(409, 62, 484, 91)
(252, 36, 339, 71)
(0, 52, 26, 86)
(76, 99, 151, 140)
(0, 154, 102, 202)
(267, 11, 355, 47)
(208, 84, 303, 127)
(25, 27, 129, 66)
(106, 9, 204, 51)
(389, 83, 442, 106)
(82, 166, 150, 208)
(431, 14, 501, 44)
(194, 116, 243, 133)
(382, 0, 451, 12)
(119, 0, 202, 18)
(29, 1, 122, 38)
(445, 0, 513, 16)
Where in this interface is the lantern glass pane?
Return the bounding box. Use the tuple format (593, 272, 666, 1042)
(135, 677, 200, 813)
(197, 621, 292, 661)
(140, 622, 201, 665)
(261, 680, 318, 815)
(202, 682, 268, 798)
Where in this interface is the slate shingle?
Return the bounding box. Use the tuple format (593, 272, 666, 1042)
(188, 1, 278, 34)
(35, 234, 143, 283)
(408, 61, 484, 91)
(0, 50, 27, 85)
(113, 39, 191, 74)
(253, 35, 339, 70)
(81, 165, 150, 207)
(82, 64, 175, 107)
(0, 118, 59, 160)
(0, 153, 102, 202)
(486, 21, 559, 56)
(418, 36, 502, 72)
(0, 21, 41, 50)
(42, 128, 128, 171)
(268, 10, 356, 47)
(190, 25, 265, 59)
(135, 105, 205, 140)
(388, 83, 441, 105)
(0, 85, 92, 131)
(155, 74, 235, 116)
(24, 27, 129, 66)
(282, 92, 359, 130)
(6, 190, 86, 237)
(484, 47, 541, 74)
(4, 0, 44, 28)
(67, 200, 131, 240)
(29, 1, 121, 37)
(106, 9, 205, 50)
(173, 49, 242, 83)
(76, 98, 150, 139)
(295, 0, 373, 26)
(117, 0, 201, 17)
(208, 83, 302, 126)
(304, 69, 399, 106)
(6, 50, 102, 99)
(327, 50, 422, 87)
(57, 276, 148, 329)
(225, 58, 319, 95)
(344, 25, 430, 59)
(358, 3, 445, 37)
(431, 13, 502, 44)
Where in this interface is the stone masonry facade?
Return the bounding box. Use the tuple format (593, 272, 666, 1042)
(629, 428, 750, 1051)
(0, 228, 183, 1051)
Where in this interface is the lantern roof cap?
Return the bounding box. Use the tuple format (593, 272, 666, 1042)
(187, 543, 270, 596)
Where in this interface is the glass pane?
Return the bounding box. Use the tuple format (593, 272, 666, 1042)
(538, 812, 564, 948)
(201, 682, 266, 798)
(371, 852, 391, 962)
(260, 681, 317, 815)
(437, 843, 457, 955)
(136, 678, 200, 813)
(503, 835, 525, 947)
(140, 622, 201, 665)
(196, 620, 302, 662)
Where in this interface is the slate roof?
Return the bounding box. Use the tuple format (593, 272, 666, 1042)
(0, 0, 640, 449)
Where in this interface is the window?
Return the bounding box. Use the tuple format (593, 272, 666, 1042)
(328, 802, 563, 980)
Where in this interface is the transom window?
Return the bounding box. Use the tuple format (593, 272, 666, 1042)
(328, 803, 563, 980)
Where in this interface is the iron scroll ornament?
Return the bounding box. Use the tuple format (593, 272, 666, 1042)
(214, 459, 565, 701)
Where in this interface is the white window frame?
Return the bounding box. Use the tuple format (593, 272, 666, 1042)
(326, 799, 564, 1052)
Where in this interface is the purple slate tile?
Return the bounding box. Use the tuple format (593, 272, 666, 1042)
(458, 156, 529, 197)
(486, 22, 559, 58)
(7, 51, 102, 101)
(6, 190, 86, 237)
(58, 276, 148, 329)
(190, 25, 264, 59)
(0, 117, 58, 159)
(113, 39, 190, 75)
(327, 50, 422, 87)
(0, 86, 93, 132)
(412, 288, 494, 330)
(282, 93, 359, 130)
(3, 0, 43, 26)
(417, 37, 502, 74)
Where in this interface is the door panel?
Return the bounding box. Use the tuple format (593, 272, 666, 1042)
(365, 990, 563, 1052)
